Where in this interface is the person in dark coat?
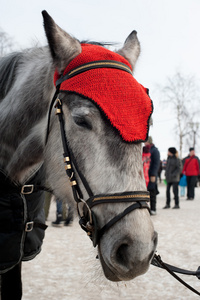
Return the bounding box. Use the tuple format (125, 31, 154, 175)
(145, 136, 160, 215)
(157, 160, 163, 183)
(163, 147, 182, 209)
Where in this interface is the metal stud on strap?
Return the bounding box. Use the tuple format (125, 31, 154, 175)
(56, 108, 62, 114)
(64, 156, 70, 162)
(70, 180, 77, 186)
(65, 164, 72, 170)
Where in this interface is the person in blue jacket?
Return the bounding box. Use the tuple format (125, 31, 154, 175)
(145, 136, 160, 215)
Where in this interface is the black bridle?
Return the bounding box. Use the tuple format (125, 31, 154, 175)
(45, 60, 151, 247)
(45, 60, 200, 296)
(51, 93, 150, 247)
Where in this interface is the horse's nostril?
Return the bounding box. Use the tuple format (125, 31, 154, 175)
(116, 243, 129, 266)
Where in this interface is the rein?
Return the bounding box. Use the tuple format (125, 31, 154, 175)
(152, 253, 200, 296)
(45, 60, 150, 247)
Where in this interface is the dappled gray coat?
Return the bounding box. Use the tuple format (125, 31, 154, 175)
(165, 155, 182, 183)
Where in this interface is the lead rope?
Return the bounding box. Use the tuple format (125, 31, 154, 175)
(153, 253, 200, 297)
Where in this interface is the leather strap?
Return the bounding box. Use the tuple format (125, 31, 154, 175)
(56, 60, 132, 86)
(25, 221, 48, 232)
(0, 168, 52, 195)
(55, 99, 93, 199)
(98, 201, 149, 241)
(87, 191, 150, 208)
(152, 254, 200, 296)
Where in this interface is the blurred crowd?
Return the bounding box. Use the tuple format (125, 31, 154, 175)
(142, 137, 200, 215)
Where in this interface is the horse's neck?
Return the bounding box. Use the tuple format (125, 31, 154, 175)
(0, 47, 55, 182)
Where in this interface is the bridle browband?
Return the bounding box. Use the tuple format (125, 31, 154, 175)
(56, 60, 133, 85)
(46, 60, 150, 247)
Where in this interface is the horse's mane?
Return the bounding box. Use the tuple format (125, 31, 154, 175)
(0, 46, 54, 101)
(0, 42, 115, 102)
(0, 47, 54, 157)
(0, 52, 22, 101)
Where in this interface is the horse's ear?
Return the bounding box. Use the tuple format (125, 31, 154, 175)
(42, 10, 81, 73)
(117, 31, 140, 72)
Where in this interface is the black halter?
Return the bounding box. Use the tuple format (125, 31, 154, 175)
(45, 61, 150, 247)
(53, 95, 150, 247)
(45, 61, 200, 297)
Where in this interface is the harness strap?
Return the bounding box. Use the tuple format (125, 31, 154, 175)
(0, 168, 52, 195)
(152, 254, 200, 296)
(98, 201, 149, 241)
(56, 98, 94, 199)
(56, 60, 132, 86)
(25, 221, 48, 232)
(87, 191, 150, 208)
(21, 184, 52, 194)
(45, 85, 61, 144)
(0, 169, 48, 237)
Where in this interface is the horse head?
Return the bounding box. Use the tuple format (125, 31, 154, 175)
(42, 11, 157, 281)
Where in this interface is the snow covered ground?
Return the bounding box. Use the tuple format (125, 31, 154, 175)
(22, 183, 200, 300)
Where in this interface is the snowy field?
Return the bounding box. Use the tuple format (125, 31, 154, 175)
(22, 183, 200, 300)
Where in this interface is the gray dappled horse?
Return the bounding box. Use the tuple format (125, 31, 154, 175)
(0, 11, 157, 299)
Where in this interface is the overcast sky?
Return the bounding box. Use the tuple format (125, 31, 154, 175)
(1, 0, 200, 158)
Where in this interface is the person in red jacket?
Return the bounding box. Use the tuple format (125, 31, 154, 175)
(182, 147, 200, 200)
(142, 144, 151, 187)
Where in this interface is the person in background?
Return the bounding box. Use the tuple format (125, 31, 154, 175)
(44, 192, 73, 227)
(163, 147, 182, 209)
(142, 144, 151, 187)
(179, 172, 187, 197)
(52, 198, 66, 227)
(182, 147, 200, 200)
(52, 198, 73, 227)
(162, 159, 167, 171)
(157, 160, 163, 183)
(179, 153, 189, 197)
(145, 136, 160, 215)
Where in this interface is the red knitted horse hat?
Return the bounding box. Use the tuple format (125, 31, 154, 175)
(54, 44, 153, 142)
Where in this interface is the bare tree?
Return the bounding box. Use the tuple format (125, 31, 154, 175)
(185, 122, 200, 150)
(160, 71, 199, 158)
(0, 28, 14, 56)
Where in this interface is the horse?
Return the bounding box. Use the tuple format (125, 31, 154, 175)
(0, 10, 157, 298)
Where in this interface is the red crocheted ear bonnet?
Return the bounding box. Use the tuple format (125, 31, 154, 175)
(54, 44, 153, 142)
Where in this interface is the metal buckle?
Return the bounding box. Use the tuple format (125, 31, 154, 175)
(21, 185, 34, 194)
(25, 221, 34, 232)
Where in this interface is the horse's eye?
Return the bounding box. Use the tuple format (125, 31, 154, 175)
(73, 116, 92, 130)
